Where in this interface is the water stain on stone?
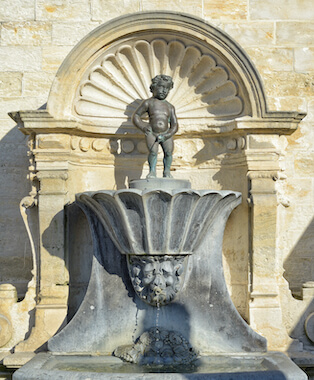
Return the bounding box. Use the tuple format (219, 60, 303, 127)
(266, 32, 273, 40)
(45, 6, 57, 13)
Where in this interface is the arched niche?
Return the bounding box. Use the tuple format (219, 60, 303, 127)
(47, 12, 302, 130)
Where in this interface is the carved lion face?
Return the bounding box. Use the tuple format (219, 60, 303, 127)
(128, 255, 186, 306)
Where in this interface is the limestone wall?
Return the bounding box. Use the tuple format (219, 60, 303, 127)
(0, 0, 313, 354)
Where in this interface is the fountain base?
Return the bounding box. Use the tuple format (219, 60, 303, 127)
(13, 352, 306, 379)
(113, 327, 198, 365)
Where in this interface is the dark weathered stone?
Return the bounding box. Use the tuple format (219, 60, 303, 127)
(128, 255, 186, 306)
(46, 181, 267, 355)
(114, 327, 198, 365)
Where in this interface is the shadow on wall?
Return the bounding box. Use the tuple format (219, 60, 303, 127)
(0, 119, 33, 299)
(65, 203, 93, 321)
(41, 204, 96, 322)
(212, 151, 250, 321)
(284, 217, 314, 352)
(284, 217, 314, 294)
(191, 137, 251, 321)
(288, 298, 314, 352)
(113, 99, 147, 189)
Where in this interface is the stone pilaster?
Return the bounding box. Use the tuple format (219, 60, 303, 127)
(15, 169, 69, 353)
(246, 161, 293, 349)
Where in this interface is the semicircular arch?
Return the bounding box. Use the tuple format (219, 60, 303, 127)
(47, 11, 268, 128)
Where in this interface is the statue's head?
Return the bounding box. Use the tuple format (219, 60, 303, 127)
(150, 75, 174, 100)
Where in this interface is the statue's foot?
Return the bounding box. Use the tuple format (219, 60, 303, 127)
(163, 171, 173, 178)
(146, 171, 157, 179)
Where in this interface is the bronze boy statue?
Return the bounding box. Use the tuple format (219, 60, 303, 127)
(132, 75, 178, 179)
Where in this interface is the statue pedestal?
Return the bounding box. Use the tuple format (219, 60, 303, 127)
(129, 178, 191, 190)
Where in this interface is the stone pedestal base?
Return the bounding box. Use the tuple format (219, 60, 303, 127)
(129, 178, 191, 191)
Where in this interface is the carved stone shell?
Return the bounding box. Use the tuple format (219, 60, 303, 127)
(74, 39, 243, 122)
(77, 189, 240, 255)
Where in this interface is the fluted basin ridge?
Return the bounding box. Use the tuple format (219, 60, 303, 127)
(77, 189, 241, 256)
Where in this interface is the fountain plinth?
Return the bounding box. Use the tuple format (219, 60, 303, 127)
(13, 179, 307, 379)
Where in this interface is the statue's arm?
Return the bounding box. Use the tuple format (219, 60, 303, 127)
(161, 105, 178, 141)
(131, 100, 151, 133)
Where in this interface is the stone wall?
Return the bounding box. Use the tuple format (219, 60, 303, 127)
(0, 0, 313, 353)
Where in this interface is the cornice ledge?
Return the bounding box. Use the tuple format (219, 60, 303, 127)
(9, 110, 53, 123)
(9, 110, 306, 138)
(9, 110, 126, 137)
(234, 112, 306, 134)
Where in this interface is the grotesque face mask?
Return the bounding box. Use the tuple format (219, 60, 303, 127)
(128, 255, 186, 306)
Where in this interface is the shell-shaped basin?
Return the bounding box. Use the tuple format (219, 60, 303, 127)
(76, 188, 241, 256)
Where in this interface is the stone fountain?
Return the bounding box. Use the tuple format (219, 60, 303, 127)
(13, 71, 306, 378)
(13, 177, 306, 379)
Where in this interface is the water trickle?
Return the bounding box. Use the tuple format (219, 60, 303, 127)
(156, 302, 160, 330)
(155, 302, 161, 364)
(131, 307, 139, 343)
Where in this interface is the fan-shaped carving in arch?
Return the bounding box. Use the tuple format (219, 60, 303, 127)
(74, 39, 244, 123)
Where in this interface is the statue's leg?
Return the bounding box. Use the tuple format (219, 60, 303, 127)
(161, 138, 173, 178)
(146, 134, 158, 178)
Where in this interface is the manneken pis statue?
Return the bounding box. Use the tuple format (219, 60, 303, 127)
(132, 75, 178, 178)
